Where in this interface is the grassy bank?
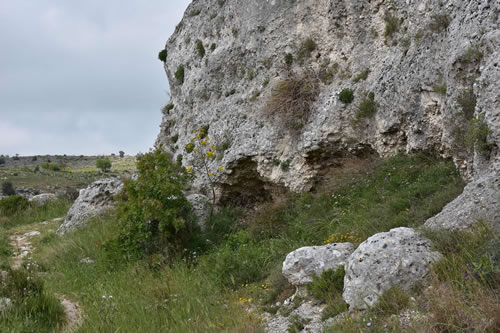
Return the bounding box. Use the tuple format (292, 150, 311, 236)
(15, 153, 474, 332)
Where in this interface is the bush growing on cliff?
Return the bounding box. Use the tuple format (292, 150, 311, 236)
(297, 37, 317, 61)
(466, 114, 490, 156)
(429, 14, 451, 33)
(195, 39, 205, 58)
(384, 14, 401, 38)
(355, 92, 377, 121)
(175, 65, 185, 84)
(158, 49, 167, 62)
(263, 71, 319, 132)
(338, 88, 354, 104)
(116, 149, 194, 259)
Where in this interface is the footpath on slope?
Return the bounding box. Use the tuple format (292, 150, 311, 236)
(8, 218, 83, 333)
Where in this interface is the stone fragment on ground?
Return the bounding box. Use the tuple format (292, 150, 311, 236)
(29, 193, 57, 206)
(57, 178, 123, 235)
(282, 243, 354, 285)
(343, 227, 441, 310)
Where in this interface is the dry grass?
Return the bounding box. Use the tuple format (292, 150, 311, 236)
(262, 71, 319, 132)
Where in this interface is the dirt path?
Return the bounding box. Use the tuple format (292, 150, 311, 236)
(8, 221, 84, 332)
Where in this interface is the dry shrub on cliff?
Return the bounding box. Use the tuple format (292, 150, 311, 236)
(263, 71, 319, 132)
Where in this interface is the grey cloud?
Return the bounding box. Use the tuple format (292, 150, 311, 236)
(0, 0, 191, 155)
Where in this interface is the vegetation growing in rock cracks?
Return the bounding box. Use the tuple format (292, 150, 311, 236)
(339, 88, 354, 104)
(429, 14, 451, 33)
(297, 37, 317, 61)
(384, 14, 401, 38)
(466, 114, 491, 156)
(195, 39, 205, 58)
(354, 92, 377, 122)
(263, 71, 319, 132)
(175, 65, 185, 84)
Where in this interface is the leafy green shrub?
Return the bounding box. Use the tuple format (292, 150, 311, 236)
(284, 53, 293, 67)
(158, 49, 167, 62)
(175, 65, 185, 85)
(353, 68, 370, 83)
(338, 88, 354, 104)
(466, 114, 490, 156)
(96, 157, 112, 172)
(355, 92, 377, 120)
(116, 149, 194, 259)
(429, 14, 451, 33)
(195, 39, 205, 58)
(0, 157, 5, 165)
(297, 38, 317, 60)
(0, 196, 29, 216)
(210, 43, 216, 51)
(40, 162, 63, 171)
(384, 14, 401, 37)
(1, 181, 15, 196)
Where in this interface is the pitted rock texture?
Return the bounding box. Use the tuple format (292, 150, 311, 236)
(57, 178, 123, 235)
(343, 227, 441, 310)
(282, 243, 354, 285)
(157, 0, 500, 217)
(29, 193, 57, 206)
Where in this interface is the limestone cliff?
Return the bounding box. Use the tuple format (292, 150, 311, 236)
(157, 0, 499, 228)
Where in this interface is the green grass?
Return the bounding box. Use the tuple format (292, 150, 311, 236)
(1, 153, 468, 332)
(1, 197, 72, 228)
(327, 222, 500, 332)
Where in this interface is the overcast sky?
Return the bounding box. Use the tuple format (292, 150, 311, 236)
(0, 0, 191, 156)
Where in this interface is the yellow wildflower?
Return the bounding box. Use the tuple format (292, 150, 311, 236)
(186, 166, 193, 172)
(208, 173, 214, 177)
(201, 140, 207, 146)
(206, 151, 215, 159)
(218, 167, 224, 172)
(211, 145, 217, 150)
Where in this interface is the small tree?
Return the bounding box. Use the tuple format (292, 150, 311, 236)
(1, 181, 15, 196)
(119, 151, 125, 158)
(117, 149, 193, 258)
(184, 127, 224, 216)
(96, 158, 112, 172)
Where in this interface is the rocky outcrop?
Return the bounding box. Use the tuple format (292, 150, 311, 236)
(157, 0, 500, 229)
(282, 243, 354, 285)
(56, 178, 123, 235)
(425, 166, 500, 232)
(29, 193, 57, 206)
(343, 227, 441, 310)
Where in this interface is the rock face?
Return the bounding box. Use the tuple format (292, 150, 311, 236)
(425, 166, 500, 232)
(343, 227, 441, 310)
(282, 243, 354, 285)
(29, 193, 57, 206)
(157, 0, 500, 229)
(57, 178, 123, 235)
